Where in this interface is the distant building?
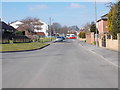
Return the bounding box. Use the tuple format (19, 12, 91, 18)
(96, 14, 108, 34)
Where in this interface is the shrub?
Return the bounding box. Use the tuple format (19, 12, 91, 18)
(15, 31, 23, 35)
(78, 32, 86, 38)
(93, 41, 96, 45)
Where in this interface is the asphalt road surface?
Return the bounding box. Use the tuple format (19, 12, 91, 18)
(2, 39, 118, 88)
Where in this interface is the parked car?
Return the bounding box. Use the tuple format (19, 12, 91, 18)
(67, 34, 76, 39)
(69, 35, 76, 39)
(54, 36, 64, 42)
(66, 34, 70, 39)
(61, 36, 65, 40)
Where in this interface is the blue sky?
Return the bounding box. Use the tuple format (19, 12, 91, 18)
(2, 2, 110, 28)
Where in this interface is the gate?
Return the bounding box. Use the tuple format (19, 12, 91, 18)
(102, 36, 106, 47)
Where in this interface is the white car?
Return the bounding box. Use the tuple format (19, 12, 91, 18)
(54, 36, 64, 42)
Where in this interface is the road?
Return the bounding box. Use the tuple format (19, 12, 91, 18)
(2, 39, 118, 88)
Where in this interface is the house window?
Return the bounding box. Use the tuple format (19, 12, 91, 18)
(105, 26, 108, 28)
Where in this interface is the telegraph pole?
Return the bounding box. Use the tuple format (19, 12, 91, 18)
(95, 0, 98, 47)
(49, 17, 52, 41)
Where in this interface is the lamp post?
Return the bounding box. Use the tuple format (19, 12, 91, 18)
(49, 17, 52, 41)
(49, 17, 54, 40)
(95, 0, 98, 47)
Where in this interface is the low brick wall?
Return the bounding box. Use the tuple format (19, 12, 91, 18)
(86, 32, 95, 44)
(99, 38, 102, 47)
(78, 38, 86, 42)
(106, 39, 119, 51)
(86, 33, 91, 44)
(99, 33, 120, 51)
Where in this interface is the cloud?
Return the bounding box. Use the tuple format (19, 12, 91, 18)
(29, 5, 48, 11)
(67, 3, 85, 9)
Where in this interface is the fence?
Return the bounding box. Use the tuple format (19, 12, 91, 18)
(12, 35, 31, 43)
(99, 33, 120, 51)
(0, 34, 10, 44)
(1, 34, 31, 44)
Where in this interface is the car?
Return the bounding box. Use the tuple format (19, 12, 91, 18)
(61, 36, 65, 40)
(54, 36, 64, 42)
(67, 34, 76, 39)
(69, 35, 76, 39)
(66, 34, 70, 39)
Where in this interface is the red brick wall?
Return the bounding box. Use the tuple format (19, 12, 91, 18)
(91, 32, 95, 43)
(97, 20, 108, 34)
(86, 32, 95, 44)
(103, 20, 108, 33)
(97, 20, 103, 34)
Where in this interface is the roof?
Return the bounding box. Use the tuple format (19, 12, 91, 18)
(97, 18, 107, 22)
(97, 14, 108, 22)
(0, 21, 16, 31)
(16, 25, 30, 31)
(10, 21, 23, 29)
(35, 32, 45, 36)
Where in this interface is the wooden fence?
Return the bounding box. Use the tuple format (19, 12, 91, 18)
(12, 35, 31, 43)
(1, 34, 31, 44)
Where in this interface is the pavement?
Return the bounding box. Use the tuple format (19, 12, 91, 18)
(78, 40, 118, 68)
(2, 39, 118, 88)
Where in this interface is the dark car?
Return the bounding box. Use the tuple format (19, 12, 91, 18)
(61, 36, 65, 40)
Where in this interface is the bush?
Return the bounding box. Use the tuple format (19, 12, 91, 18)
(78, 32, 86, 38)
(15, 31, 23, 35)
(93, 41, 96, 45)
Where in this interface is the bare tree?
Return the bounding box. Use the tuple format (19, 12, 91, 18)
(81, 22, 91, 32)
(50, 22, 62, 33)
(20, 17, 43, 32)
(59, 26, 68, 34)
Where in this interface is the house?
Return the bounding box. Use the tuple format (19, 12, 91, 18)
(96, 14, 108, 34)
(0, 21, 16, 43)
(34, 20, 48, 37)
(10, 21, 23, 29)
(0, 21, 16, 36)
(10, 20, 48, 37)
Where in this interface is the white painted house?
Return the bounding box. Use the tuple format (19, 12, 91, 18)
(10, 21, 23, 29)
(34, 20, 48, 36)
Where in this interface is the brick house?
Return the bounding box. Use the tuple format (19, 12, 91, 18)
(96, 14, 110, 47)
(85, 14, 109, 45)
(96, 14, 108, 34)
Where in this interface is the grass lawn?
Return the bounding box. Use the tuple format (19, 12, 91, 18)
(38, 37, 55, 43)
(0, 42, 48, 52)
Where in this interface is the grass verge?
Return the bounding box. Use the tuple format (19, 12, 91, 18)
(0, 42, 48, 52)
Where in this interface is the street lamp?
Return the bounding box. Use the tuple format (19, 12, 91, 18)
(49, 17, 52, 41)
(49, 17, 54, 41)
(95, 0, 99, 47)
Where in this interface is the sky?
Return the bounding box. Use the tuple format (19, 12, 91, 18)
(1, 2, 111, 28)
